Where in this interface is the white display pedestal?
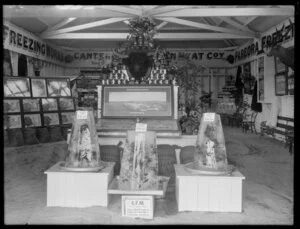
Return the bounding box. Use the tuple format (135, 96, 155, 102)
(174, 164, 245, 213)
(108, 177, 165, 219)
(44, 161, 115, 208)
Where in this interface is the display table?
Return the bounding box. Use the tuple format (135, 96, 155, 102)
(174, 164, 245, 212)
(44, 161, 115, 208)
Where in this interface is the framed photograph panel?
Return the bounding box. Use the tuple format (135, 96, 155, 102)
(4, 115, 22, 129)
(257, 55, 265, 102)
(31, 78, 47, 97)
(46, 78, 71, 97)
(4, 77, 31, 97)
(60, 112, 75, 125)
(275, 73, 287, 96)
(4, 99, 20, 113)
(59, 98, 75, 111)
(42, 98, 58, 111)
(24, 114, 42, 127)
(274, 56, 287, 74)
(22, 98, 40, 112)
(43, 113, 60, 126)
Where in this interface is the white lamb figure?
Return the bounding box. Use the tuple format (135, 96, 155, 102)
(205, 140, 217, 169)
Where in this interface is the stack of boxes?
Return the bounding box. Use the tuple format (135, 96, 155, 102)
(102, 65, 130, 85)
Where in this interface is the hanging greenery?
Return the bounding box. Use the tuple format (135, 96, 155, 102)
(127, 16, 157, 50)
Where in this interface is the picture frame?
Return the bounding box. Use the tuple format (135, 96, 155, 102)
(46, 78, 71, 97)
(257, 55, 265, 102)
(24, 114, 42, 127)
(60, 112, 75, 125)
(31, 78, 47, 97)
(42, 98, 58, 111)
(275, 73, 287, 96)
(22, 98, 40, 112)
(4, 114, 22, 129)
(274, 56, 287, 74)
(4, 99, 21, 113)
(4, 77, 31, 97)
(43, 113, 60, 126)
(59, 98, 75, 111)
(287, 74, 294, 95)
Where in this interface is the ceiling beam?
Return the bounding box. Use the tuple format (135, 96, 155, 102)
(153, 7, 294, 17)
(44, 17, 77, 33)
(155, 17, 256, 37)
(156, 21, 168, 30)
(96, 5, 141, 16)
(219, 17, 255, 33)
(41, 17, 130, 37)
(43, 32, 254, 40)
(243, 16, 258, 25)
(146, 5, 197, 16)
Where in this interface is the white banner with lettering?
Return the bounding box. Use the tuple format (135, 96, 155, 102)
(3, 20, 65, 66)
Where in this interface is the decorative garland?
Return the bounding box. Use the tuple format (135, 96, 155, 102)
(127, 16, 157, 50)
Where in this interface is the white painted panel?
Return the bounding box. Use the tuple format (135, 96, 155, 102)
(229, 179, 243, 212)
(180, 177, 198, 211)
(218, 179, 232, 212)
(208, 178, 221, 211)
(197, 179, 210, 211)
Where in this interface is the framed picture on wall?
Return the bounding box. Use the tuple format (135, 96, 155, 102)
(46, 78, 71, 97)
(257, 55, 265, 102)
(42, 98, 58, 111)
(275, 73, 287, 96)
(43, 113, 60, 126)
(287, 74, 294, 95)
(274, 56, 287, 74)
(22, 98, 40, 112)
(4, 77, 31, 97)
(31, 78, 47, 97)
(4, 99, 21, 113)
(59, 98, 75, 111)
(60, 112, 75, 125)
(4, 115, 22, 129)
(24, 114, 42, 128)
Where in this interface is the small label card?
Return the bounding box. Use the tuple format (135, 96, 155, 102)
(76, 110, 88, 120)
(203, 112, 215, 122)
(122, 196, 153, 219)
(135, 123, 147, 132)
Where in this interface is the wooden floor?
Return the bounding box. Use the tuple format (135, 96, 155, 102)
(4, 126, 293, 225)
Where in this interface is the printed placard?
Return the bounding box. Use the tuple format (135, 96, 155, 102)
(76, 110, 88, 120)
(122, 196, 153, 219)
(203, 113, 215, 122)
(135, 123, 147, 132)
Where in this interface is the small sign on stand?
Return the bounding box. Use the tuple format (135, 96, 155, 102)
(122, 195, 154, 219)
(135, 123, 147, 132)
(203, 112, 215, 122)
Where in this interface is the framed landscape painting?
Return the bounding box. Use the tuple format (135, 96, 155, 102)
(31, 78, 47, 97)
(275, 73, 287, 96)
(24, 114, 42, 127)
(42, 98, 58, 111)
(22, 99, 40, 112)
(4, 99, 20, 113)
(43, 113, 60, 126)
(60, 112, 75, 125)
(59, 98, 75, 111)
(4, 77, 31, 97)
(46, 78, 71, 97)
(4, 115, 22, 129)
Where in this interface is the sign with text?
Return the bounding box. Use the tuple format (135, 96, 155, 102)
(135, 123, 147, 132)
(3, 21, 65, 66)
(122, 195, 154, 219)
(203, 113, 215, 122)
(76, 110, 88, 120)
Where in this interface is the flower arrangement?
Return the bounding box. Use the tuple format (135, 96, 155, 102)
(127, 16, 157, 49)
